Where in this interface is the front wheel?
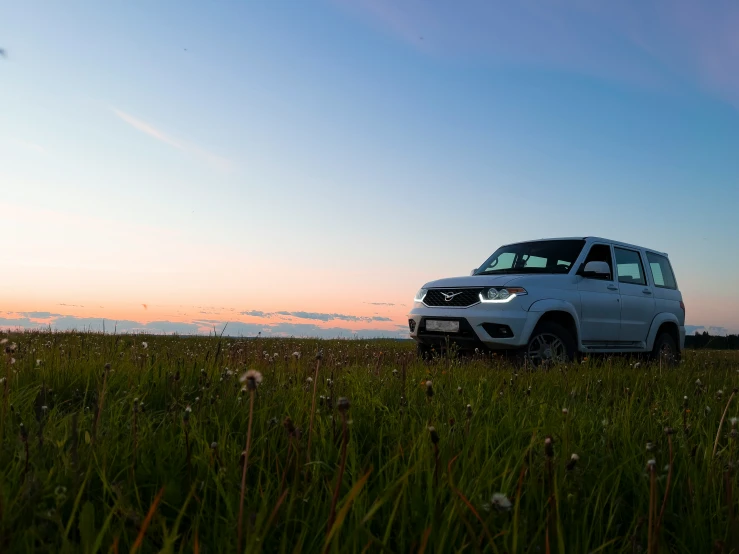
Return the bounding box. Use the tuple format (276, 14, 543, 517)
(651, 332, 680, 366)
(417, 342, 433, 361)
(523, 322, 576, 367)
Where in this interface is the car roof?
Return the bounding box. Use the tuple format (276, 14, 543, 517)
(500, 236, 669, 257)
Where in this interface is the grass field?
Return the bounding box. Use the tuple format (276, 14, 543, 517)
(1, 332, 738, 553)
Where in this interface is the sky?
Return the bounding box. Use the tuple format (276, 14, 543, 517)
(1, 0, 738, 338)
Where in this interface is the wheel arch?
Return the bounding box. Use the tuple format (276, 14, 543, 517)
(525, 299, 581, 349)
(646, 314, 682, 352)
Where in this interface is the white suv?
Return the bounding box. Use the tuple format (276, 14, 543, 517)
(408, 237, 685, 364)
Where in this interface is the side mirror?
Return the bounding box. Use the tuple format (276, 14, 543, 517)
(581, 261, 611, 279)
(470, 268, 477, 276)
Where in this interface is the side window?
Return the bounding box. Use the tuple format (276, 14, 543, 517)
(614, 248, 646, 285)
(646, 252, 677, 289)
(581, 244, 613, 280)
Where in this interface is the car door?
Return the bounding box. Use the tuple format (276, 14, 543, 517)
(614, 247, 656, 342)
(577, 243, 621, 342)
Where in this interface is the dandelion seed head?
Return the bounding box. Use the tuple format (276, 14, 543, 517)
(240, 369, 263, 390)
(491, 493, 512, 511)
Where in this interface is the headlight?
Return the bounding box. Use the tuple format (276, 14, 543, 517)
(414, 288, 428, 302)
(480, 287, 526, 303)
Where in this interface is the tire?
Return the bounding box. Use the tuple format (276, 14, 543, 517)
(523, 321, 576, 367)
(417, 342, 433, 360)
(651, 332, 680, 366)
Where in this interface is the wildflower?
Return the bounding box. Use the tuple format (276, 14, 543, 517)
(562, 408, 569, 415)
(647, 459, 657, 470)
(392, 369, 399, 377)
(141, 342, 148, 349)
(428, 426, 440, 444)
(705, 406, 711, 414)
(664, 427, 675, 435)
(36, 359, 42, 367)
(0, 339, 6, 344)
(326, 378, 333, 388)
(210, 442, 218, 449)
(544, 436, 554, 458)
(566, 453, 579, 471)
(306, 377, 313, 384)
(283, 416, 296, 436)
(337, 397, 350, 413)
(490, 493, 512, 511)
(41, 405, 48, 412)
(695, 379, 702, 387)
(185, 405, 192, 413)
(466, 404, 472, 419)
(457, 386, 462, 394)
(0, 377, 5, 385)
(731, 417, 738, 428)
(426, 380, 434, 398)
(646, 441, 654, 451)
(240, 370, 263, 391)
(292, 351, 301, 359)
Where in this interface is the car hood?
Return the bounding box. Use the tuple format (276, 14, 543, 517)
(423, 275, 524, 288)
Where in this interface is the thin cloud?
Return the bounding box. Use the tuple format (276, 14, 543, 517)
(111, 108, 231, 171)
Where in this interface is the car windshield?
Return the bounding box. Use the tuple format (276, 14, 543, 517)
(474, 239, 586, 275)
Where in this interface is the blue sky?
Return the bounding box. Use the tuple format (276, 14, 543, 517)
(1, 0, 738, 336)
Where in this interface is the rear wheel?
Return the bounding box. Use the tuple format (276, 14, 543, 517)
(651, 332, 680, 366)
(524, 321, 576, 367)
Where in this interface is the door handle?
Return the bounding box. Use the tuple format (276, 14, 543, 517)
(642, 289, 652, 295)
(607, 285, 618, 291)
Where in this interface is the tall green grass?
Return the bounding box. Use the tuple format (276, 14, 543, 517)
(0, 331, 738, 553)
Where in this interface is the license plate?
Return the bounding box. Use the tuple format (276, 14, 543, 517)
(426, 320, 460, 333)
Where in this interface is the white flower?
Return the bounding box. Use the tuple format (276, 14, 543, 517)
(562, 408, 569, 415)
(36, 359, 42, 367)
(141, 342, 148, 349)
(185, 405, 192, 413)
(571, 453, 579, 461)
(695, 379, 702, 386)
(292, 351, 301, 359)
(647, 458, 657, 468)
(0, 339, 6, 345)
(240, 369, 263, 390)
(490, 493, 512, 511)
(306, 377, 313, 384)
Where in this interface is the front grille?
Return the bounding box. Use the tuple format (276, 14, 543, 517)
(423, 288, 484, 307)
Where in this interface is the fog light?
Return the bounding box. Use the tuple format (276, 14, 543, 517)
(408, 319, 416, 332)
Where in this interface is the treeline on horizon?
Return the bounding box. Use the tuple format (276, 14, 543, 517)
(685, 331, 739, 350)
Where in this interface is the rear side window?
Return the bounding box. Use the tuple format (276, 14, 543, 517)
(647, 252, 677, 289)
(614, 247, 646, 286)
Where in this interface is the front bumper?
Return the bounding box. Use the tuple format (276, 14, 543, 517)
(407, 301, 536, 350)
